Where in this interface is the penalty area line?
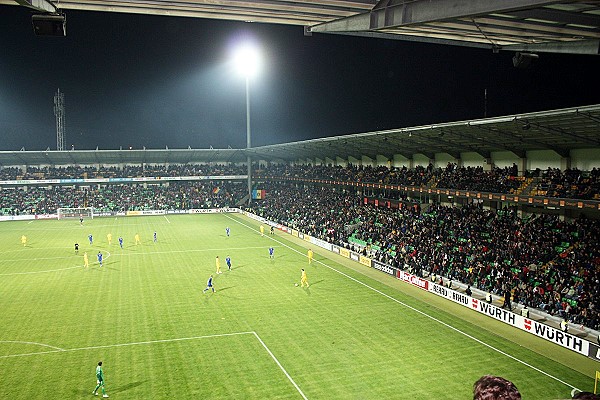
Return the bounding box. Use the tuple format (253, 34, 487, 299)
(252, 331, 308, 400)
(225, 214, 581, 392)
(0, 340, 65, 351)
(0, 330, 308, 397)
(0, 331, 255, 360)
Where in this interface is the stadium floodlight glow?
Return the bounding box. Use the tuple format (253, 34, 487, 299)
(233, 44, 261, 79)
(230, 41, 262, 205)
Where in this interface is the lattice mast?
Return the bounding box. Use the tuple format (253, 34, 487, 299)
(54, 88, 66, 151)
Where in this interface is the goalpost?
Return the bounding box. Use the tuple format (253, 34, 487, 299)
(57, 207, 94, 220)
(595, 370, 600, 394)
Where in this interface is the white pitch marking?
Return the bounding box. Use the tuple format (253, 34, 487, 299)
(164, 215, 171, 223)
(0, 265, 82, 276)
(0, 340, 65, 351)
(225, 214, 581, 392)
(1, 255, 86, 263)
(0, 246, 265, 276)
(0, 331, 306, 398)
(252, 332, 308, 400)
(0, 331, 254, 360)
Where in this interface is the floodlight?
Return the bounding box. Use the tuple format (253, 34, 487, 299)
(233, 44, 261, 78)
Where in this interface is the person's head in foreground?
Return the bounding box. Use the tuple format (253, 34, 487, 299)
(473, 375, 521, 400)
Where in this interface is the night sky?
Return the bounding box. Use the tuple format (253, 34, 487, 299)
(1, 5, 600, 151)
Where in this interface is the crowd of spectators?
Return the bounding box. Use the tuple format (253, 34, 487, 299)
(259, 164, 436, 187)
(0, 181, 246, 215)
(529, 167, 600, 200)
(259, 163, 600, 200)
(433, 164, 523, 193)
(0, 164, 247, 180)
(2, 163, 600, 200)
(250, 182, 599, 331)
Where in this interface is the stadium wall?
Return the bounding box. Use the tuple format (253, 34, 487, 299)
(571, 149, 600, 170)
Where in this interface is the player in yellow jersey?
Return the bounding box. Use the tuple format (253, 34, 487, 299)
(215, 256, 222, 274)
(83, 252, 89, 268)
(260, 225, 264, 236)
(21, 235, 27, 247)
(300, 268, 309, 288)
(307, 249, 314, 264)
(107, 233, 112, 245)
(134, 233, 141, 245)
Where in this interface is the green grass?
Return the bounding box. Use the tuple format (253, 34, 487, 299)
(0, 213, 594, 399)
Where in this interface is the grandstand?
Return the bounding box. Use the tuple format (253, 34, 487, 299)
(1, 103, 600, 398)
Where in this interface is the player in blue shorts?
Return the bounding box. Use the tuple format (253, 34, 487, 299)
(118, 237, 123, 249)
(226, 256, 232, 271)
(97, 251, 103, 267)
(225, 227, 230, 237)
(203, 275, 215, 293)
(153, 231, 157, 243)
(269, 247, 274, 258)
(88, 234, 93, 245)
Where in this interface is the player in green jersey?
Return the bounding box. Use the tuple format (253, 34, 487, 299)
(92, 361, 109, 397)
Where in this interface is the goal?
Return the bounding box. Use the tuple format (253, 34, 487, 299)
(57, 207, 94, 220)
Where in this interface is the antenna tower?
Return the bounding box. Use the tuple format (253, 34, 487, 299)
(54, 88, 66, 151)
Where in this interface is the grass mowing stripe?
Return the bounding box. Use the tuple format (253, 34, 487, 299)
(226, 213, 582, 392)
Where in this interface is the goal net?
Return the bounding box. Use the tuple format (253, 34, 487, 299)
(57, 207, 94, 220)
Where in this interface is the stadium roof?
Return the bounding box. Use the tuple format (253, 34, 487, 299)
(1, 104, 599, 166)
(5, 0, 600, 55)
(248, 103, 600, 162)
(0, 148, 247, 167)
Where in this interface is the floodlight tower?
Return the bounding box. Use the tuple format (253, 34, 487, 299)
(233, 44, 261, 205)
(54, 88, 66, 151)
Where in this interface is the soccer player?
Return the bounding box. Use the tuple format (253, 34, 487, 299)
(226, 256, 232, 271)
(153, 231, 157, 243)
(268, 247, 274, 259)
(270, 225, 274, 235)
(21, 235, 27, 247)
(83, 252, 89, 268)
(307, 248, 314, 264)
(225, 227, 230, 237)
(300, 268, 309, 288)
(75, 243, 79, 254)
(79, 215, 84, 226)
(215, 256, 222, 274)
(203, 275, 215, 293)
(118, 236, 123, 249)
(92, 361, 109, 398)
(88, 234, 93, 245)
(260, 225, 264, 236)
(97, 251, 103, 267)
(134, 233, 141, 245)
(107, 233, 112, 245)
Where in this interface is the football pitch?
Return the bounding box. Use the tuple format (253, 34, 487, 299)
(0, 213, 596, 399)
